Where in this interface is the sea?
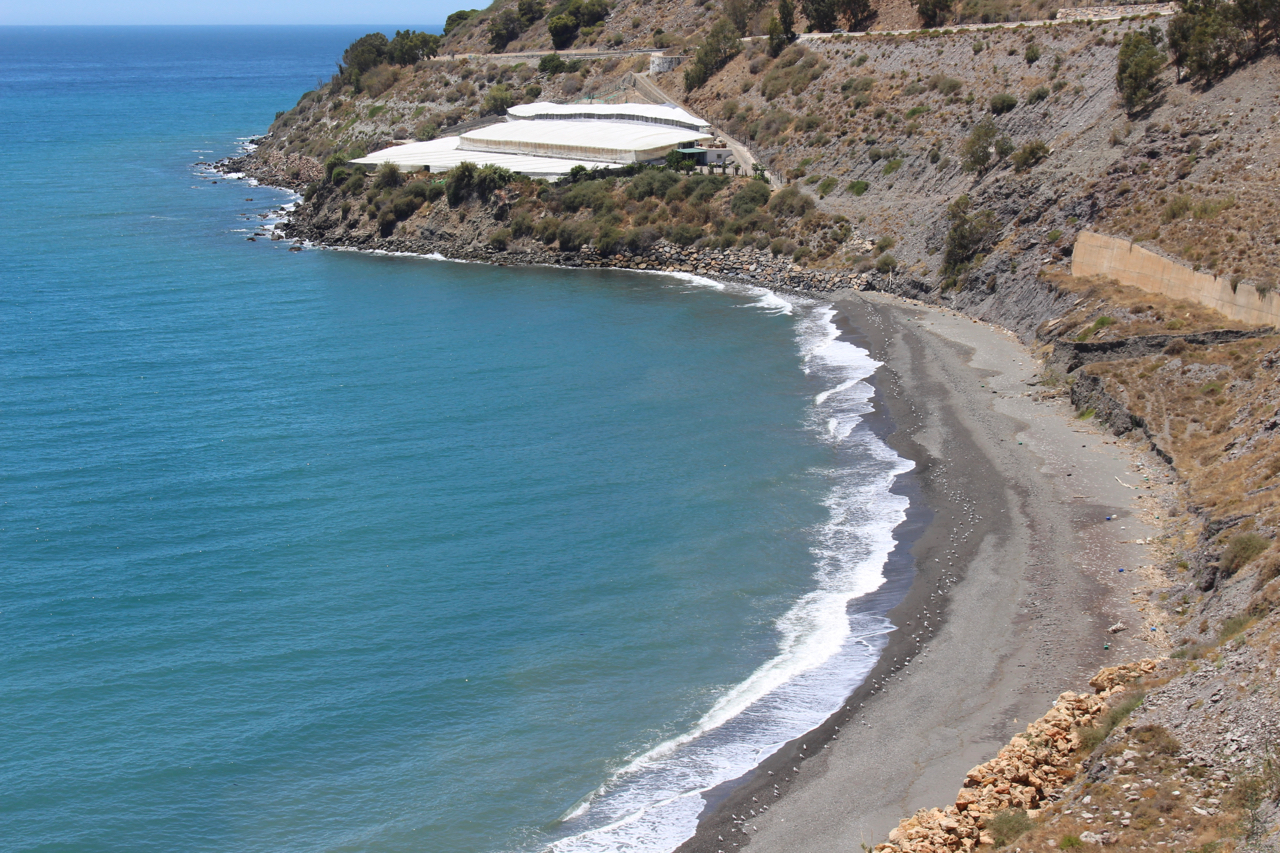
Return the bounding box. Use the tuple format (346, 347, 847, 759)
(0, 26, 913, 853)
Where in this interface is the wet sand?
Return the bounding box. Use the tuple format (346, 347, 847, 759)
(678, 289, 1160, 853)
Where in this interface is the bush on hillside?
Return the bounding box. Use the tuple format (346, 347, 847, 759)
(989, 92, 1017, 114)
(768, 185, 815, 218)
(1011, 140, 1050, 171)
(730, 181, 772, 216)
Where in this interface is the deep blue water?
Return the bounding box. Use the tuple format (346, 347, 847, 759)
(0, 27, 908, 853)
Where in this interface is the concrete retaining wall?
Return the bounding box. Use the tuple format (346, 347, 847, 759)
(1071, 230, 1280, 325)
(649, 54, 686, 74)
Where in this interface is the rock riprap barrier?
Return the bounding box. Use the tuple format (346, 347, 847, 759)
(875, 660, 1159, 853)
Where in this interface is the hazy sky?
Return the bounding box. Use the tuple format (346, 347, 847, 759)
(2, 0, 464, 26)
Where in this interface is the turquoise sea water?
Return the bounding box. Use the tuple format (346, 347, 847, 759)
(0, 28, 910, 853)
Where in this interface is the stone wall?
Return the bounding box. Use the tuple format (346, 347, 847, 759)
(1072, 230, 1280, 325)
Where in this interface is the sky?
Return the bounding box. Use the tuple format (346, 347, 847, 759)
(0, 0, 464, 26)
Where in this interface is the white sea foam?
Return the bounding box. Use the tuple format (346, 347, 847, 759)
(540, 299, 912, 853)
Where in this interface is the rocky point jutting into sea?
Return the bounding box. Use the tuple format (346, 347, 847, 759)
(224, 2, 1280, 850)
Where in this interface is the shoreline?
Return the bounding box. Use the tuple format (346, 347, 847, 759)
(679, 290, 1164, 853)
(213, 172, 1165, 851)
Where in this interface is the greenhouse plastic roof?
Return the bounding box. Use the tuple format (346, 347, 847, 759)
(351, 137, 615, 178)
(506, 102, 710, 132)
(458, 120, 711, 164)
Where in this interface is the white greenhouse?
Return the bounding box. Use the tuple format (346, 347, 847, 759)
(352, 101, 718, 179)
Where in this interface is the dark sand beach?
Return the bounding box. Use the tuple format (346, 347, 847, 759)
(679, 289, 1164, 853)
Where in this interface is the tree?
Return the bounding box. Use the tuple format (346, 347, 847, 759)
(518, 0, 547, 26)
(959, 117, 1011, 172)
(1167, 0, 1246, 84)
(665, 148, 695, 171)
(1117, 30, 1164, 112)
(488, 8, 525, 50)
(838, 0, 874, 28)
(800, 0, 840, 30)
(443, 9, 477, 36)
(942, 195, 1001, 283)
(547, 13, 579, 49)
(779, 0, 797, 37)
(388, 30, 440, 65)
(767, 15, 788, 55)
(915, 0, 952, 26)
(342, 33, 389, 75)
(1235, 0, 1280, 54)
(683, 18, 743, 91)
(725, 0, 754, 34)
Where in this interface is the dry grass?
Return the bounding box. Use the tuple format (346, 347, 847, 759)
(1039, 272, 1256, 341)
(1083, 336, 1280, 528)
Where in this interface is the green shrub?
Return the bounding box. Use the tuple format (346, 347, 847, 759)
(488, 227, 512, 250)
(1046, 228, 1063, 242)
(990, 809, 1034, 847)
(376, 206, 398, 236)
(482, 84, 515, 116)
(905, 104, 930, 118)
(595, 224, 623, 255)
(1219, 613, 1253, 642)
(627, 169, 682, 201)
(841, 75, 875, 95)
(667, 222, 703, 246)
(561, 179, 613, 212)
(876, 253, 898, 273)
(1222, 534, 1271, 577)
(1011, 139, 1049, 171)
(374, 161, 403, 190)
(539, 52, 567, 74)
(535, 215, 562, 244)
(391, 192, 423, 220)
(942, 194, 1000, 284)
(1060, 835, 1083, 849)
(730, 181, 772, 216)
(683, 19, 742, 92)
(341, 171, 367, 195)
(1025, 43, 1041, 63)
(624, 225, 660, 251)
(1117, 30, 1164, 113)
(556, 220, 595, 252)
(768, 185, 814, 218)
(882, 158, 903, 176)
(990, 92, 1017, 114)
(816, 176, 837, 197)
(1026, 85, 1049, 104)
(1075, 315, 1116, 341)
(848, 180, 870, 196)
(1078, 691, 1145, 752)
(511, 211, 535, 238)
(929, 74, 963, 95)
